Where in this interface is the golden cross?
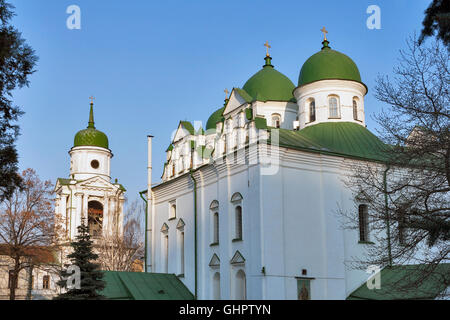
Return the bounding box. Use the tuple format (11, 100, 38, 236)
(320, 27, 328, 41)
(224, 88, 229, 99)
(264, 41, 271, 57)
(89, 96, 95, 104)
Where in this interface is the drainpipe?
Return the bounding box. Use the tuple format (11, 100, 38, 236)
(383, 164, 393, 267)
(139, 190, 148, 273)
(189, 169, 198, 300)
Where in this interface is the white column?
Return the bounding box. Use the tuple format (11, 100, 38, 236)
(82, 194, 88, 226)
(74, 193, 83, 238)
(59, 194, 67, 239)
(103, 194, 109, 237)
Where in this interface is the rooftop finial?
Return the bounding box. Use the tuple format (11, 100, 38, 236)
(320, 27, 328, 41)
(320, 27, 330, 49)
(88, 97, 95, 129)
(264, 41, 271, 57)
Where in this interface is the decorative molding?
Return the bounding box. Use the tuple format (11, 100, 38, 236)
(209, 200, 219, 210)
(209, 253, 220, 268)
(176, 218, 185, 230)
(230, 250, 245, 265)
(160, 223, 169, 234)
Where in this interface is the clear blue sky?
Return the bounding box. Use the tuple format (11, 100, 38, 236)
(10, 0, 430, 204)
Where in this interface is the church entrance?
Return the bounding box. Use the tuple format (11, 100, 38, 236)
(88, 200, 103, 238)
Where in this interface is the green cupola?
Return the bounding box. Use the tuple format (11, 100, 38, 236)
(242, 55, 296, 102)
(73, 102, 109, 149)
(298, 39, 364, 87)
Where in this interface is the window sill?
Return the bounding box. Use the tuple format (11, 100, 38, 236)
(177, 274, 184, 278)
(358, 241, 374, 245)
(328, 117, 341, 120)
(168, 217, 176, 221)
(232, 238, 243, 242)
(210, 242, 219, 247)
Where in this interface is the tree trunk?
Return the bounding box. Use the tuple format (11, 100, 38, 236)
(26, 264, 34, 300)
(9, 258, 20, 300)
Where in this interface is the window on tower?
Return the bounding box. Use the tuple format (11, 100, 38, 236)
(91, 159, 99, 169)
(353, 98, 358, 120)
(328, 96, 340, 118)
(271, 114, 281, 128)
(358, 204, 369, 242)
(88, 200, 103, 238)
(309, 100, 316, 122)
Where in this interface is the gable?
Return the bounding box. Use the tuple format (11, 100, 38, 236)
(230, 250, 245, 265)
(77, 176, 118, 190)
(173, 121, 195, 143)
(209, 254, 220, 267)
(223, 88, 251, 116)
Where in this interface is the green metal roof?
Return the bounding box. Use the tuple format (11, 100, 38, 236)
(242, 56, 296, 102)
(180, 121, 195, 135)
(206, 106, 225, 130)
(101, 271, 194, 300)
(56, 178, 72, 186)
(347, 264, 450, 300)
(74, 103, 109, 149)
(298, 40, 364, 87)
(272, 122, 389, 161)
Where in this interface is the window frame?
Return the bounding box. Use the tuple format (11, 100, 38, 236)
(328, 95, 341, 119)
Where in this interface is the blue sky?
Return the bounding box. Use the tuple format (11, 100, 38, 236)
(10, 0, 430, 204)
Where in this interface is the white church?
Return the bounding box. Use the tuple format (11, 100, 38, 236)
(143, 32, 390, 300)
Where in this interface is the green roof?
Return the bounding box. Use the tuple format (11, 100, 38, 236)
(347, 264, 450, 300)
(74, 103, 109, 149)
(272, 122, 389, 161)
(56, 178, 72, 186)
(298, 40, 364, 87)
(101, 271, 194, 300)
(180, 121, 195, 135)
(242, 56, 296, 102)
(206, 107, 225, 131)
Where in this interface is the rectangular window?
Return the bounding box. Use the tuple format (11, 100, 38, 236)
(43, 275, 50, 289)
(359, 205, 369, 242)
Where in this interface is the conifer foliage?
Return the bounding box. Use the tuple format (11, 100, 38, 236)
(54, 223, 106, 300)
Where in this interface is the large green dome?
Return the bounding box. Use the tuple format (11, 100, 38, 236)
(242, 56, 295, 102)
(73, 103, 109, 149)
(298, 40, 363, 87)
(206, 106, 225, 131)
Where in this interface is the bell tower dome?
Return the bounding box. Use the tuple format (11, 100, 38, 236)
(69, 101, 112, 181)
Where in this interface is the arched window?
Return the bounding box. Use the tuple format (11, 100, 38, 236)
(213, 272, 221, 300)
(353, 98, 358, 120)
(309, 100, 316, 122)
(170, 202, 176, 219)
(271, 114, 281, 128)
(88, 201, 103, 238)
(328, 96, 340, 118)
(358, 204, 369, 242)
(161, 223, 169, 273)
(235, 269, 247, 300)
(235, 206, 243, 240)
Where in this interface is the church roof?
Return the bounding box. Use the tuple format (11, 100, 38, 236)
(273, 122, 389, 161)
(73, 102, 109, 149)
(298, 40, 365, 88)
(242, 56, 296, 102)
(347, 264, 450, 300)
(101, 271, 194, 300)
(206, 106, 225, 131)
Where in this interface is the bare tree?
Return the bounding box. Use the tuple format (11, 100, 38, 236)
(343, 35, 449, 295)
(97, 199, 144, 272)
(0, 168, 58, 300)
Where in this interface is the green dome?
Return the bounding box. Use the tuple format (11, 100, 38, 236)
(73, 103, 109, 149)
(298, 40, 363, 86)
(206, 106, 225, 130)
(242, 56, 295, 102)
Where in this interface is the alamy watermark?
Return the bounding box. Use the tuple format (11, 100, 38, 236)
(366, 5, 381, 30)
(66, 5, 81, 30)
(366, 265, 381, 290)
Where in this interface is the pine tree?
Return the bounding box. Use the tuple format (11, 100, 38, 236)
(54, 223, 106, 300)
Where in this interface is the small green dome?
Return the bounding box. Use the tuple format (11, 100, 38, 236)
(242, 56, 295, 102)
(298, 40, 363, 86)
(206, 106, 225, 130)
(73, 103, 109, 149)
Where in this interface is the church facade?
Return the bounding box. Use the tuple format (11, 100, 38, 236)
(145, 34, 388, 300)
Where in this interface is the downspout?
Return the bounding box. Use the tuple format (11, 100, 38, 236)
(139, 190, 148, 273)
(189, 169, 198, 300)
(383, 164, 393, 267)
